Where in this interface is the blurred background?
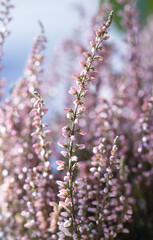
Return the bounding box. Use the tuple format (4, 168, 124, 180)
(2, 0, 153, 92)
(2, 0, 99, 89)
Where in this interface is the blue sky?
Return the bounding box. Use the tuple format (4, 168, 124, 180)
(2, 0, 99, 92)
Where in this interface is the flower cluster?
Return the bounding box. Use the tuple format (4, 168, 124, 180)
(0, 20, 47, 239)
(22, 92, 58, 240)
(0, 0, 153, 240)
(57, 11, 114, 239)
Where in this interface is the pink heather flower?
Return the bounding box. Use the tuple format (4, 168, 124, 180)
(43, 108, 48, 114)
(60, 151, 68, 157)
(56, 161, 65, 170)
(62, 132, 70, 138)
(83, 52, 91, 58)
(32, 121, 39, 127)
(61, 212, 69, 217)
(95, 55, 103, 61)
(79, 129, 86, 136)
(64, 220, 71, 228)
(77, 144, 85, 150)
(66, 113, 72, 119)
(73, 99, 79, 106)
(64, 108, 71, 113)
(31, 108, 37, 114)
(59, 201, 67, 208)
(69, 87, 78, 95)
(90, 40, 96, 47)
(62, 126, 69, 133)
(64, 175, 70, 181)
(76, 162, 83, 168)
(90, 77, 96, 82)
(59, 189, 68, 194)
(56, 181, 65, 187)
(58, 193, 66, 199)
(58, 141, 67, 148)
(79, 61, 86, 68)
(44, 130, 52, 135)
(31, 132, 38, 137)
(32, 143, 39, 149)
(65, 197, 71, 204)
(56, 160, 65, 166)
(72, 74, 80, 80)
(79, 106, 86, 113)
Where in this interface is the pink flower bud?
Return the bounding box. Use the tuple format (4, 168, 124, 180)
(80, 61, 86, 68)
(57, 165, 64, 171)
(34, 116, 39, 121)
(56, 181, 65, 187)
(69, 87, 78, 95)
(73, 99, 79, 106)
(67, 113, 72, 119)
(83, 52, 91, 58)
(44, 130, 52, 135)
(62, 126, 69, 133)
(103, 36, 110, 40)
(76, 78, 81, 86)
(95, 56, 103, 61)
(57, 193, 65, 199)
(58, 141, 67, 148)
(77, 144, 85, 150)
(65, 197, 71, 204)
(64, 175, 70, 181)
(62, 132, 70, 138)
(96, 30, 101, 37)
(61, 151, 68, 157)
(56, 161, 65, 167)
(43, 108, 48, 113)
(32, 121, 39, 127)
(90, 77, 96, 82)
(64, 220, 71, 228)
(61, 211, 69, 217)
(91, 47, 96, 54)
(79, 107, 86, 113)
(72, 74, 80, 80)
(64, 108, 71, 113)
(79, 129, 86, 136)
(76, 162, 82, 168)
(90, 41, 95, 47)
(32, 143, 39, 149)
(31, 108, 37, 114)
(59, 201, 67, 208)
(31, 132, 38, 137)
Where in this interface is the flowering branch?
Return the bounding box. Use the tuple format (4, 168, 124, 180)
(31, 91, 52, 164)
(57, 10, 113, 239)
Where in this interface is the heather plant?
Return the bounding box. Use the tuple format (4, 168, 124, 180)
(0, 0, 153, 240)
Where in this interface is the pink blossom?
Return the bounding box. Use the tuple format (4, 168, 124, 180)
(64, 220, 71, 228)
(77, 144, 85, 149)
(58, 141, 67, 148)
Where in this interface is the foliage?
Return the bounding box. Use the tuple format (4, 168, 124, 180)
(100, 0, 153, 27)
